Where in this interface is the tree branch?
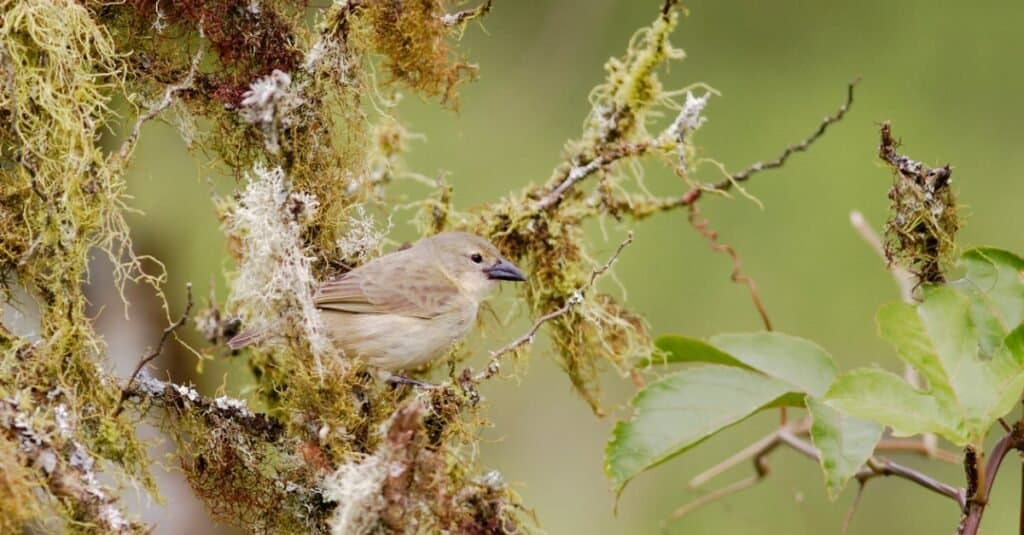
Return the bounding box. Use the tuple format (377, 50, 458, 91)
(534, 143, 648, 211)
(0, 400, 139, 533)
(960, 423, 1024, 535)
(123, 376, 284, 442)
(468, 232, 634, 383)
(115, 38, 205, 163)
(687, 203, 772, 331)
(676, 417, 966, 527)
(674, 79, 859, 208)
(115, 283, 193, 416)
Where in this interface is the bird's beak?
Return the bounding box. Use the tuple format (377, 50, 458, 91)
(484, 258, 527, 282)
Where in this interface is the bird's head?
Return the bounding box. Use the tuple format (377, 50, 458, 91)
(423, 231, 527, 300)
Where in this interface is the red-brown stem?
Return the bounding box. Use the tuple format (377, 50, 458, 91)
(960, 425, 1024, 534)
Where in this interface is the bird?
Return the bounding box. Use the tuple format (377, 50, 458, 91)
(227, 231, 527, 371)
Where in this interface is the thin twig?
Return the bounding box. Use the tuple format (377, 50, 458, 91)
(850, 210, 941, 455)
(841, 481, 868, 535)
(687, 203, 772, 331)
(688, 420, 809, 489)
(860, 457, 966, 511)
(115, 39, 205, 163)
(674, 79, 859, 208)
(877, 438, 959, 464)
(471, 232, 634, 382)
(725, 78, 859, 186)
(678, 417, 967, 527)
(850, 211, 915, 303)
(666, 475, 761, 525)
(115, 283, 193, 416)
(534, 143, 648, 211)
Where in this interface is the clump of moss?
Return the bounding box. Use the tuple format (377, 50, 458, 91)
(354, 0, 476, 105)
(0, 433, 40, 533)
(1, 0, 708, 530)
(879, 122, 959, 284)
(1, 0, 159, 530)
(462, 4, 694, 412)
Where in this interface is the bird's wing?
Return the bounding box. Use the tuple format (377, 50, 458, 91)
(314, 250, 459, 319)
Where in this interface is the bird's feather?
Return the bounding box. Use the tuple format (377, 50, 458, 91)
(314, 247, 460, 318)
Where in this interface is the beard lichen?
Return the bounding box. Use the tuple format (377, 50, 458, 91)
(461, 4, 699, 413)
(1, 0, 716, 531)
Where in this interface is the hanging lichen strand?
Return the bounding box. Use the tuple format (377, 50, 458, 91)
(1, 0, 726, 531)
(470, 3, 697, 413)
(0, 0, 514, 532)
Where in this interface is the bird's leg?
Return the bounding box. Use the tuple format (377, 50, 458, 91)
(384, 371, 438, 390)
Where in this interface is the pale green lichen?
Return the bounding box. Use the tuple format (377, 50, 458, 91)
(1, 0, 711, 531)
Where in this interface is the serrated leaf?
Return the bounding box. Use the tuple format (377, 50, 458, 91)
(709, 332, 837, 396)
(825, 368, 965, 443)
(637, 335, 749, 369)
(807, 397, 882, 500)
(605, 365, 791, 492)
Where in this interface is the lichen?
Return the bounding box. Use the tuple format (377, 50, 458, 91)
(879, 122, 959, 285)
(1, 0, 716, 531)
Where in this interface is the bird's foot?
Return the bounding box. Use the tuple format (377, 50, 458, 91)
(384, 372, 438, 390)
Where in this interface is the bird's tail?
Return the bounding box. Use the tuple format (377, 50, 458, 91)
(227, 328, 265, 350)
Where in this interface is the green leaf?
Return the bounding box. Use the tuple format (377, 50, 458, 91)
(807, 397, 882, 500)
(637, 335, 749, 368)
(709, 332, 837, 396)
(952, 248, 1024, 355)
(605, 365, 791, 492)
(877, 286, 1024, 444)
(825, 368, 965, 443)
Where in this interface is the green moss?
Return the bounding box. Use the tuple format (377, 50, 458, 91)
(1, 0, 697, 530)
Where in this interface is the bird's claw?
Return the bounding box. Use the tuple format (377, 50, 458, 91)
(385, 373, 438, 390)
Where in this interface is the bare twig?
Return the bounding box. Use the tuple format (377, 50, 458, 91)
(666, 475, 761, 525)
(688, 420, 809, 489)
(851, 210, 941, 455)
(534, 143, 648, 211)
(115, 283, 193, 416)
(859, 457, 966, 510)
(730, 78, 858, 185)
(841, 481, 868, 535)
(677, 417, 967, 527)
(673, 79, 859, 208)
(470, 232, 634, 382)
(877, 437, 959, 464)
(687, 203, 773, 331)
(850, 211, 915, 303)
(115, 39, 205, 163)
(441, 0, 493, 27)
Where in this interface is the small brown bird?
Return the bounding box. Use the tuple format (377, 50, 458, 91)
(228, 231, 527, 370)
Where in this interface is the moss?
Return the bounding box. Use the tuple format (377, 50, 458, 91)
(880, 122, 959, 284)
(355, 0, 476, 105)
(1, 0, 702, 531)
(0, 435, 40, 533)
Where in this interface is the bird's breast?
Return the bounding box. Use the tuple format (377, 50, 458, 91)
(321, 301, 479, 370)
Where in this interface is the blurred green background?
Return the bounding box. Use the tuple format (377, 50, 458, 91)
(112, 0, 1024, 533)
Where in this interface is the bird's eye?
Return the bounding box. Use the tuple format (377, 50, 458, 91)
(470, 253, 483, 264)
